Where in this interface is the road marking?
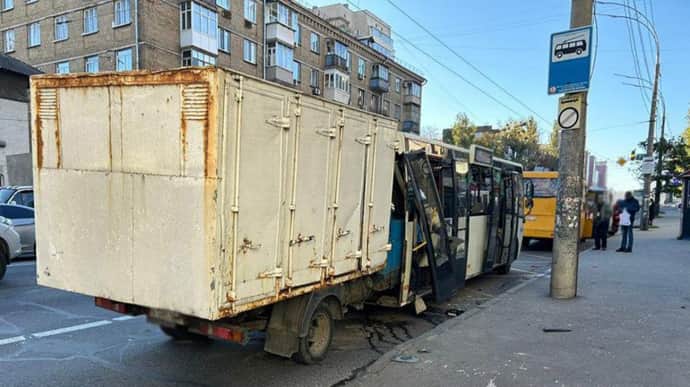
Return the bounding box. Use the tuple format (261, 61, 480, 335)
(510, 267, 538, 274)
(0, 335, 26, 345)
(112, 315, 137, 321)
(31, 320, 112, 338)
(10, 261, 36, 267)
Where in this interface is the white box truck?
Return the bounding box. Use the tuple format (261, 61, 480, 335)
(32, 67, 526, 363)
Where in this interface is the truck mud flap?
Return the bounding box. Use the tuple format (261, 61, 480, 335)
(404, 151, 458, 302)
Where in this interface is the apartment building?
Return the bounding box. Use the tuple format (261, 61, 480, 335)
(0, 0, 423, 133)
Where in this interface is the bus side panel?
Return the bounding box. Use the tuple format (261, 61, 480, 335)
(466, 215, 488, 278)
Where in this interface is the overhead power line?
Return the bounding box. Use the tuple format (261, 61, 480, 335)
(379, 0, 552, 127)
(341, 0, 527, 119)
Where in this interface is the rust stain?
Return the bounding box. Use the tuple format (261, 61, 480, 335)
(216, 263, 386, 319)
(54, 92, 62, 169)
(34, 88, 44, 169)
(31, 67, 216, 89)
(180, 115, 187, 164)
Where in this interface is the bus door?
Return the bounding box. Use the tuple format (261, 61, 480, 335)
(404, 151, 457, 302)
(496, 171, 520, 267)
(483, 168, 502, 271)
(440, 156, 468, 287)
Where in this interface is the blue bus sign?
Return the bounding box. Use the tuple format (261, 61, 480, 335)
(548, 26, 592, 95)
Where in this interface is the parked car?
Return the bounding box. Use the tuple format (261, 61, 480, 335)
(0, 204, 35, 258)
(0, 216, 22, 280)
(0, 186, 34, 208)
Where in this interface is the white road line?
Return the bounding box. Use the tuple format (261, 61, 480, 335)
(0, 335, 26, 346)
(112, 315, 137, 321)
(10, 261, 36, 267)
(31, 320, 112, 338)
(510, 267, 538, 274)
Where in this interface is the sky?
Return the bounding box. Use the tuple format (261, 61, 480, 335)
(304, 0, 690, 191)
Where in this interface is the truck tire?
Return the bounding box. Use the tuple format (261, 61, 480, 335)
(293, 305, 333, 364)
(0, 240, 8, 280)
(160, 325, 209, 342)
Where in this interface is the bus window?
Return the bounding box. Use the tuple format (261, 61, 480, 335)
(455, 160, 469, 230)
(469, 165, 491, 215)
(531, 178, 559, 198)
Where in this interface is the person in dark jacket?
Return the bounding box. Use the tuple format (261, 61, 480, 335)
(592, 197, 612, 250)
(616, 191, 640, 252)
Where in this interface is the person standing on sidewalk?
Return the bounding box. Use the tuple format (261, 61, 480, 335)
(593, 197, 612, 250)
(616, 191, 640, 253)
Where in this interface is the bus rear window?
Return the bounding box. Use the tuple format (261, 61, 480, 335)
(531, 178, 558, 198)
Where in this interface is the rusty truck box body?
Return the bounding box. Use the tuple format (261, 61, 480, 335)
(32, 68, 399, 321)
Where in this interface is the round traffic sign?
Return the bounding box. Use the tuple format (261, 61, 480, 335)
(558, 107, 579, 129)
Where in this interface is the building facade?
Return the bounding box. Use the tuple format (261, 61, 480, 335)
(0, 54, 40, 186)
(0, 0, 423, 133)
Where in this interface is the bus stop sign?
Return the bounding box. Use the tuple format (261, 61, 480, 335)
(548, 26, 593, 95)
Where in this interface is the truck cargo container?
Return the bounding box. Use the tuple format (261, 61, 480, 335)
(31, 67, 527, 363)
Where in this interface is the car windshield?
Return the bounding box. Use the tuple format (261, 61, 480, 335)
(0, 188, 16, 203)
(530, 178, 559, 198)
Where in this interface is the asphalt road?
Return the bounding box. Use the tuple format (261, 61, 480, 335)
(0, 246, 566, 387)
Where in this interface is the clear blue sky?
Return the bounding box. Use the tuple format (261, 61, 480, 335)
(306, 0, 690, 191)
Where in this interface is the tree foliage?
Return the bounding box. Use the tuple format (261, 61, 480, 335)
(444, 114, 558, 170)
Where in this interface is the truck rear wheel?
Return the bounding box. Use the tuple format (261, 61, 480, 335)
(160, 325, 209, 342)
(293, 305, 333, 364)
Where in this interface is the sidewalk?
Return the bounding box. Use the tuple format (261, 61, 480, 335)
(354, 210, 690, 387)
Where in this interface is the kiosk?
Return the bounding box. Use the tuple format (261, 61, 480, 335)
(680, 171, 690, 240)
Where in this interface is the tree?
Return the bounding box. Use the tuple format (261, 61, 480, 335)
(421, 125, 442, 140)
(445, 113, 476, 148)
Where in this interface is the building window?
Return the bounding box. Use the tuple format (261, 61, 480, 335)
(370, 94, 380, 112)
(324, 72, 349, 93)
(292, 61, 300, 85)
(114, 0, 131, 26)
(217, 28, 230, 52)
(182, 49, 216, 67)
(244, 0, 256, 23)
(357, 58, 366, 79)
(310, 32, 319, 54)
(265, 1, 290, 25)
(83, 7, 98, 34)
(382, 100, 390, 116)
(180, 2, 217, 37)
(1, 0, 13, 11)
(180, 2, 192, 29)
(394, 104, 401, 120)
(405, 81, 422, 97)
(216, 0, 229, 10)
(3, 29, 15, 52)
(28, 22, 40, 47)
(357, 88, 365, 108)
(243, 39, 256, 64)
(267, 42, 293, 70)
(116, 48, 133, 71)
(55, 61, 70, 74)
(292, 13, 300, 46)
(372, 64, 389, 81)
(310, 68, 319, 88)
(85, 55, 99, 72)
(54, 15, 68, 41)
(395, 77, 401, 93)
(327, 40, 350, 70)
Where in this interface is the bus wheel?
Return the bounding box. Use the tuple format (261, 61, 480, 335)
(576, 48, 583, 55)
(495, 262, 512, 275)
(522, 237, 531, 249)
(293, 305, 334, 364)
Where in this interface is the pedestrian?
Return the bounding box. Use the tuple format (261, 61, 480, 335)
(592, 196, 612, 251)
(616, 191, 640, 253)
(649, 198, 656, 226)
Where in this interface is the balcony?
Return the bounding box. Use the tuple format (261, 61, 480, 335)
(266, 66, 293, 85)
(266, 22, 294, 46)
(401, 120, 420, 134)
(180, 30, 217, 55)
(324, 87, 350, 105)
(369, 77, 389, 93)
(403, 94, 421, 106)
(325, 54, 349, 72)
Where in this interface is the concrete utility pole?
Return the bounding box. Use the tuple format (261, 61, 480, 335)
(654, 111, 666, 206)
(551, 0, 593, 299)
(641, 60, 661, 230)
